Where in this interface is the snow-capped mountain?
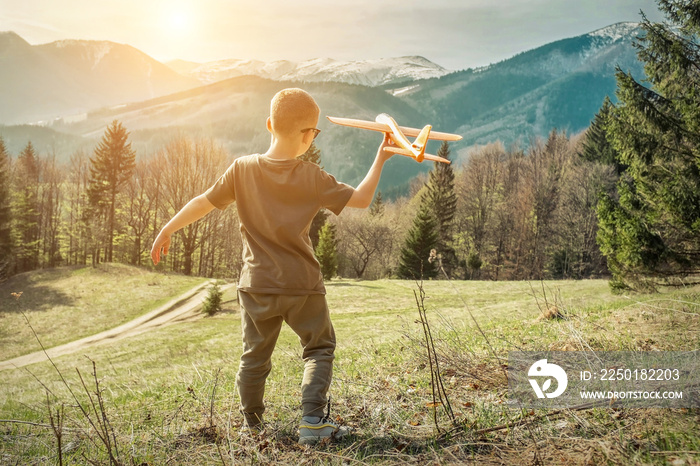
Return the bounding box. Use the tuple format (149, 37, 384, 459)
(589, 21, 641, 42)
(401, 22, 645, 155)
(167, 56, 451, 87)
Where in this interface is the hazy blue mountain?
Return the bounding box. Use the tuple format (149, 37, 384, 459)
(394, 22, 645, 160)
(0, 124, 91, 159)
(0, 32, 200, 125)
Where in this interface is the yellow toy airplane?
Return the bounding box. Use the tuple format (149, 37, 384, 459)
(327, 114, 461, 164)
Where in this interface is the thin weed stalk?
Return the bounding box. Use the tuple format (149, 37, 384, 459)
(76, 359, 121, 465)
(46, 394, 65, 466)
(413, 279, 458, 432)
(209, 367, 221, 429)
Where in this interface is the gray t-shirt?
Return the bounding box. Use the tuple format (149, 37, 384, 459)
(205, 154, 354, 294)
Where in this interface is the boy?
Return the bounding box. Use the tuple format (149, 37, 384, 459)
(150, 88, 394, 444)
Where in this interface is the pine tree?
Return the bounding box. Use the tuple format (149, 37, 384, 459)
(0, 137, 13, 279)
(12, 141, 41, 272)
(369, 190, 385, 217)
(87, 120, 136, 263)
(397, 201, 438, 280)
(597, 0, 700, 289)
(202, 281, 223, 316)
(580, 97, 625, 174)
(300, 142, 328, 248)
(315, 221, 338, 280)
(424, 141, 458, 276)
(299, 141, 322, 166)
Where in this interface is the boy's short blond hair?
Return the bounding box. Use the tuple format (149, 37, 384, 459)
(270, 88, 320, 137)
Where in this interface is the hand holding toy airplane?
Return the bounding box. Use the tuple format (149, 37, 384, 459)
(327, 114, 462, 164)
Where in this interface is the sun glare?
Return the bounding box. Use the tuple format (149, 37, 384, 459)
(159, 4, 196, 39)
(169, 11, 188, 31)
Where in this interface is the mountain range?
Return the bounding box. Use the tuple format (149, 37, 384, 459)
(167, 56, 450, 87)
(0, 23, 646, 195)
(401, 22, 644, 150)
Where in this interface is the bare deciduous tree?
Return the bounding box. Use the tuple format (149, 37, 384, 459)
(153, 136, 230, 275)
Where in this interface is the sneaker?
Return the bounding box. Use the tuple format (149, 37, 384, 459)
(298, 416, 350, 445)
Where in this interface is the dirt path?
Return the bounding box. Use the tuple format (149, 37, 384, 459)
(0, 281, 236, 371)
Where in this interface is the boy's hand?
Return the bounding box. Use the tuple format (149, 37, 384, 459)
(347, 133, 396, 209)
(149, 194, 216, 265)
(150, 232, 171, 266)
(378, 133, 395, 160)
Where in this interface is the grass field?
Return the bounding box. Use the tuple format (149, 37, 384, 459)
(1, 265, 698, 464)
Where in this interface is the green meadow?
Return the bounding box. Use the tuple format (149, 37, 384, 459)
(1, 265, 698, 464)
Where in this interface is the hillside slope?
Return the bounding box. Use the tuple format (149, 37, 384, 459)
(0, 32, 200, 125)
(0, 264, 207, 360)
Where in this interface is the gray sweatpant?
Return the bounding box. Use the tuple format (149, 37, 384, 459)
(236, 291, 336, 426)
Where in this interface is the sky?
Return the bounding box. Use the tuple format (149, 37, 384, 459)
(0, 0, 665, 70)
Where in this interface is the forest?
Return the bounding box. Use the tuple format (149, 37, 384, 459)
(0, 124, 613, 284)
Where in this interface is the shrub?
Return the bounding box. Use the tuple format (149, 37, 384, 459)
(202, 281, 223, 316)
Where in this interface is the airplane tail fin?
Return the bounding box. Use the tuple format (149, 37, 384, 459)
(412, 125, 432, 152)
(410, 125, 432, 162)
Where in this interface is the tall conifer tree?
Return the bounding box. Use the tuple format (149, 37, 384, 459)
(87, 120, 136, 262)
(581, 97, 625, 174)
(12, 141, 40, 272)
(425, 141, 458, 276)
(597, 0, 700, 288)
(0, 137, 13, 279)
(369, 190, 385, 217)
(315, 221, 338, 280)
(397, 201, 438, 279)
(300, 142, 328, 248)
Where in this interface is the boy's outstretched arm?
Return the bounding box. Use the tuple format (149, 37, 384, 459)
(346, 134, 395, 209)
(150, 194, 216, 265)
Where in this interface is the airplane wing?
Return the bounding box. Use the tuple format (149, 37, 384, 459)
(327, 116, 462, 142)
(384, 147, 451, 164)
